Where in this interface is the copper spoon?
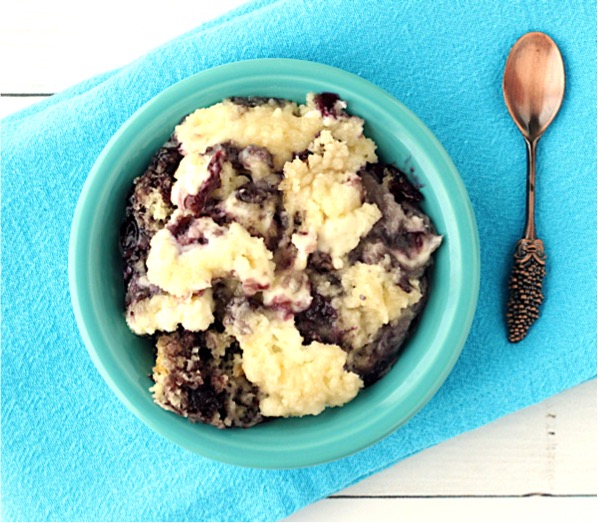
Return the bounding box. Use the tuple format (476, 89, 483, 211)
(502, 31, 565, 342)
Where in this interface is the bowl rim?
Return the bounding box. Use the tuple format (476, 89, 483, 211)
(69, 58, 480, 468)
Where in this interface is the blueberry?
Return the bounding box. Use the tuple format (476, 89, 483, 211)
(385, 166, 423, 204)
(183, 151, 224, 215)
(235, 183, 270, 204)
(167, 214, 194, 238)
(313, 92, 344, 118)
(295, 293, 340, 345)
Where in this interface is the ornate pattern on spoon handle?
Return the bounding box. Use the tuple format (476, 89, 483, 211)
(506, 238, 546, 342)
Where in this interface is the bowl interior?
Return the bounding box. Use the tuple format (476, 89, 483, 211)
(69, 59, 479, 468)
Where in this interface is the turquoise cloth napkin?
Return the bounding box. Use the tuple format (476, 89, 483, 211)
(1, 0, 596, 520)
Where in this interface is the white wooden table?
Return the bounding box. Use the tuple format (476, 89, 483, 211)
(2, 1, 596, 521)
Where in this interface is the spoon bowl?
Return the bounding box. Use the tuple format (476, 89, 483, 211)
(503, 32, 565, 142)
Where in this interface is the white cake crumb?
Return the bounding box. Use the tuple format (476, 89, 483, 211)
(228, 310, 363, 417)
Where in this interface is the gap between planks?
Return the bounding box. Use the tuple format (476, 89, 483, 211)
(330, 494, 597, 499)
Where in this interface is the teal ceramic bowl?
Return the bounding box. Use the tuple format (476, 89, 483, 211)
(69, 59, 479, 468)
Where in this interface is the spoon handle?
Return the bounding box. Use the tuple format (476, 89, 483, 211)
(506, 237, 546, 342)
(523, 138, 537, 239)
(506, 138, 547, 342)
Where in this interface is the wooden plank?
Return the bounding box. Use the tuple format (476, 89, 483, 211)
(1, 0, 249, 93)
(0, 96, 49, 119)
(289, 381, 598, 519)
(285, 496, 598, 523)
(338, 380, 596, 497)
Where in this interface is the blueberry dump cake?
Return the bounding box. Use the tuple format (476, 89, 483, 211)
(120, 93, 442, 428)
